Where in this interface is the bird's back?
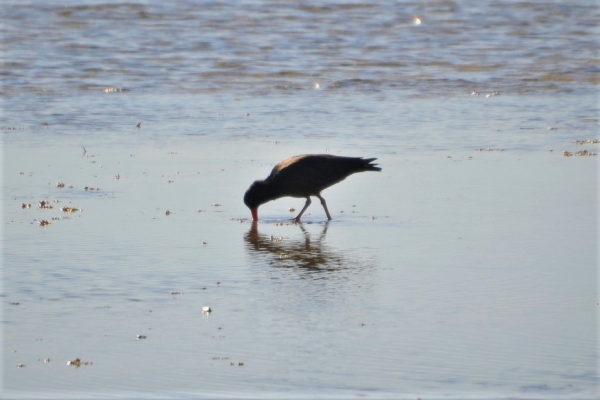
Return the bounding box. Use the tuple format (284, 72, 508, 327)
(266, 154, 380, 198)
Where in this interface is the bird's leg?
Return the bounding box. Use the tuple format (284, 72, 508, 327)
(292, 197, 311, 222)
(316, 194, 332, 221)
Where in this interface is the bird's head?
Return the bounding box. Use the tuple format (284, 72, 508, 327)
(243, 180, 271, 221)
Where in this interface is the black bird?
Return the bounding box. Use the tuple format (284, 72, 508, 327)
(244, 154, 381, 222)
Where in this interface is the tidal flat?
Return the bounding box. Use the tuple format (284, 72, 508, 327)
(3, 142, 597, 398)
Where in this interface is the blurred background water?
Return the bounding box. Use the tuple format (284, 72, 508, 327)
(1, 1, 598, 398)
(2, 0, 598, 150)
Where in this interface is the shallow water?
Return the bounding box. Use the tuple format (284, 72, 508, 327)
(3, 144, 598, 398)
(2, 0, 599, 398)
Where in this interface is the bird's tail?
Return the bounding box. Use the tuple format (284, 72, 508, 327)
(362, 158, 382, 172)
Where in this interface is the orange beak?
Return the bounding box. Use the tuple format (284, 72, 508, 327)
(251, 208, 258, 221)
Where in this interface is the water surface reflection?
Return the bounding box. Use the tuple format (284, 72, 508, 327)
(244, 222, 374, 276)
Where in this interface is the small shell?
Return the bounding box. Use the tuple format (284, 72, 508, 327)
(67, 358, 81, 367)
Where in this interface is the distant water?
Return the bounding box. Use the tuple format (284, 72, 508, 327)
(2, 1, 598, 399)
(3, 0, 598, 94)
(2, 0, 598, 151)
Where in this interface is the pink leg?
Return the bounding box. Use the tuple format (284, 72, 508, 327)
(293, 197, 312, 222)
(316, 194, 332, 220)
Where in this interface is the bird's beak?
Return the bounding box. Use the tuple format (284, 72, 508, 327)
(251, 208, 258, 221)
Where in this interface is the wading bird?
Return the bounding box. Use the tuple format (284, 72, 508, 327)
(244, 154, 381, 222)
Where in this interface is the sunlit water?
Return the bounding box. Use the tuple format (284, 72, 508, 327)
(2, 1, 598, 398)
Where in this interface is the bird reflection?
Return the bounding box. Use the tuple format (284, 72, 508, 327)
(244, 221, 356, 272)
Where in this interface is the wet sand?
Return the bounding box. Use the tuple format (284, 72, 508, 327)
(3, 0, 598, 397)
(3, 142, 597, 398)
